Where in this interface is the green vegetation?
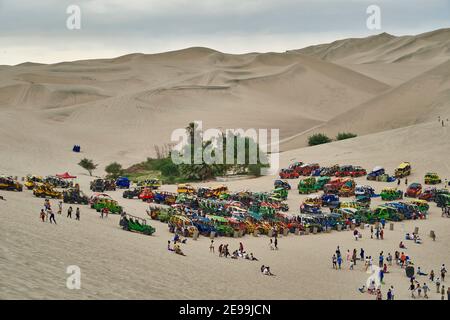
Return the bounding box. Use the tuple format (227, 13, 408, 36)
(105, 162, 123, 179)
(336, 132, 357, 141)
(78, 158, 98, 176)
(308, 133, 332, 146)
(123, 122, 269, 183)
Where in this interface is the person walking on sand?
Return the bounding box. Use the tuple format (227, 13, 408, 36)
(239, 242, 244, 252)
(269, 238, 274, 250)
(441, 286, 445, 300)
(423, 283, 429, 299)
(218, 244, 223, 257)
(441, 264, 447, 282)
(397, 178, 401, 186)
(49, 209, 56, 224)
(405, 178, 408, 186)
(337, 254, 342, 269)
(274, 237, 278, 250)
(58, 201, 62, 215)
(410, 282, 416, 298)
(332, 254, 337, 269)
(436, 277, 441, 293)
(360, 248, 365, 262)
(75, 207, 80, 221)
(209, 240, 215, 253)
(447, 286, 450, 300)
(370, 225, 374, 239)
(40, 209, 45, 222)
(380, 228, 384, 240)
(67, 206, 73, 219)
(429, 270, 435, 282)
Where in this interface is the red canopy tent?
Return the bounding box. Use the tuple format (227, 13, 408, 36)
(56, 172, 77, 179)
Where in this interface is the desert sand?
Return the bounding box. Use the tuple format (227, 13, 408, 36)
(1, 29, 449, 299)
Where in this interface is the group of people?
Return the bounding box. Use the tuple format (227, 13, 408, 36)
(39, 199, 80, 224)
(409, 264, 448, 299)
(167, 233, 187, 256)
(404, 232, 422, 244)
(333, 241, 449, 300)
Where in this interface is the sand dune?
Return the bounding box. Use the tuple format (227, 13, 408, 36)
(280, 58, 450, 151)
(0, 47, 391, 172)
(295, 29, 450, 85)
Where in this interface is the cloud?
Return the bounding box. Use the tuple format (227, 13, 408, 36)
(0, 0, 448, 64)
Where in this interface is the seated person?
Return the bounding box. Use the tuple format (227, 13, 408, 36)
(174, 243, 185, 256)
(263, 266, 274, 276)
(417, 267, 427, 276)
(399, 241, 407, 249)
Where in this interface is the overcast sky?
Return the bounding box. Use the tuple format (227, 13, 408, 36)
(0, 0, 448, 65)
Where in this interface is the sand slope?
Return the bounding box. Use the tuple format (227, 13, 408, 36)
(295, 29, 450, 85)
(1, 120, 449, 300)
(0, 48, 391, 173)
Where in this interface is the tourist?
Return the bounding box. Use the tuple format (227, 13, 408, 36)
(209, 240, 215, 253)
(269, 238, 274, 250)
(441, 286, 445, 300)
(360, 248, 365, 262)
(346, 249, 351, 262)
(386, 288, 392, 300)
(410, 282, 416, 298)
(262, 266, 274, 276)
(39, 209, 45, 222)
(416, 282, 422, 297)
(370, 225, 374, 239)
(436, 277, 441, 293)
(239, 242, 244, 252)
(337, 254, 342, 269)
(390, 286, 395, 300)
(417, 267, 428, 276)
(75, 207, 80, 221)
(58, 201, 62, 215)
(49, 209, 56, 224)
(441, 264, 447, 282)
(379, 252, 384, 268)
(379, 268, 384, 284)
(429, 270, 435, 282)
(423, 283, 429, 299)
(167, 240, 173, 251)
(274, 237, 278, 250)
(173, 243, 185, 256)
(387, 253, 393, 266)
(332, 254, 337, 269)
(67, 206, 73, 219)
(376, 289, 382, 300)
(447, 287, 450, 300)
(380, 228, 384, 240)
